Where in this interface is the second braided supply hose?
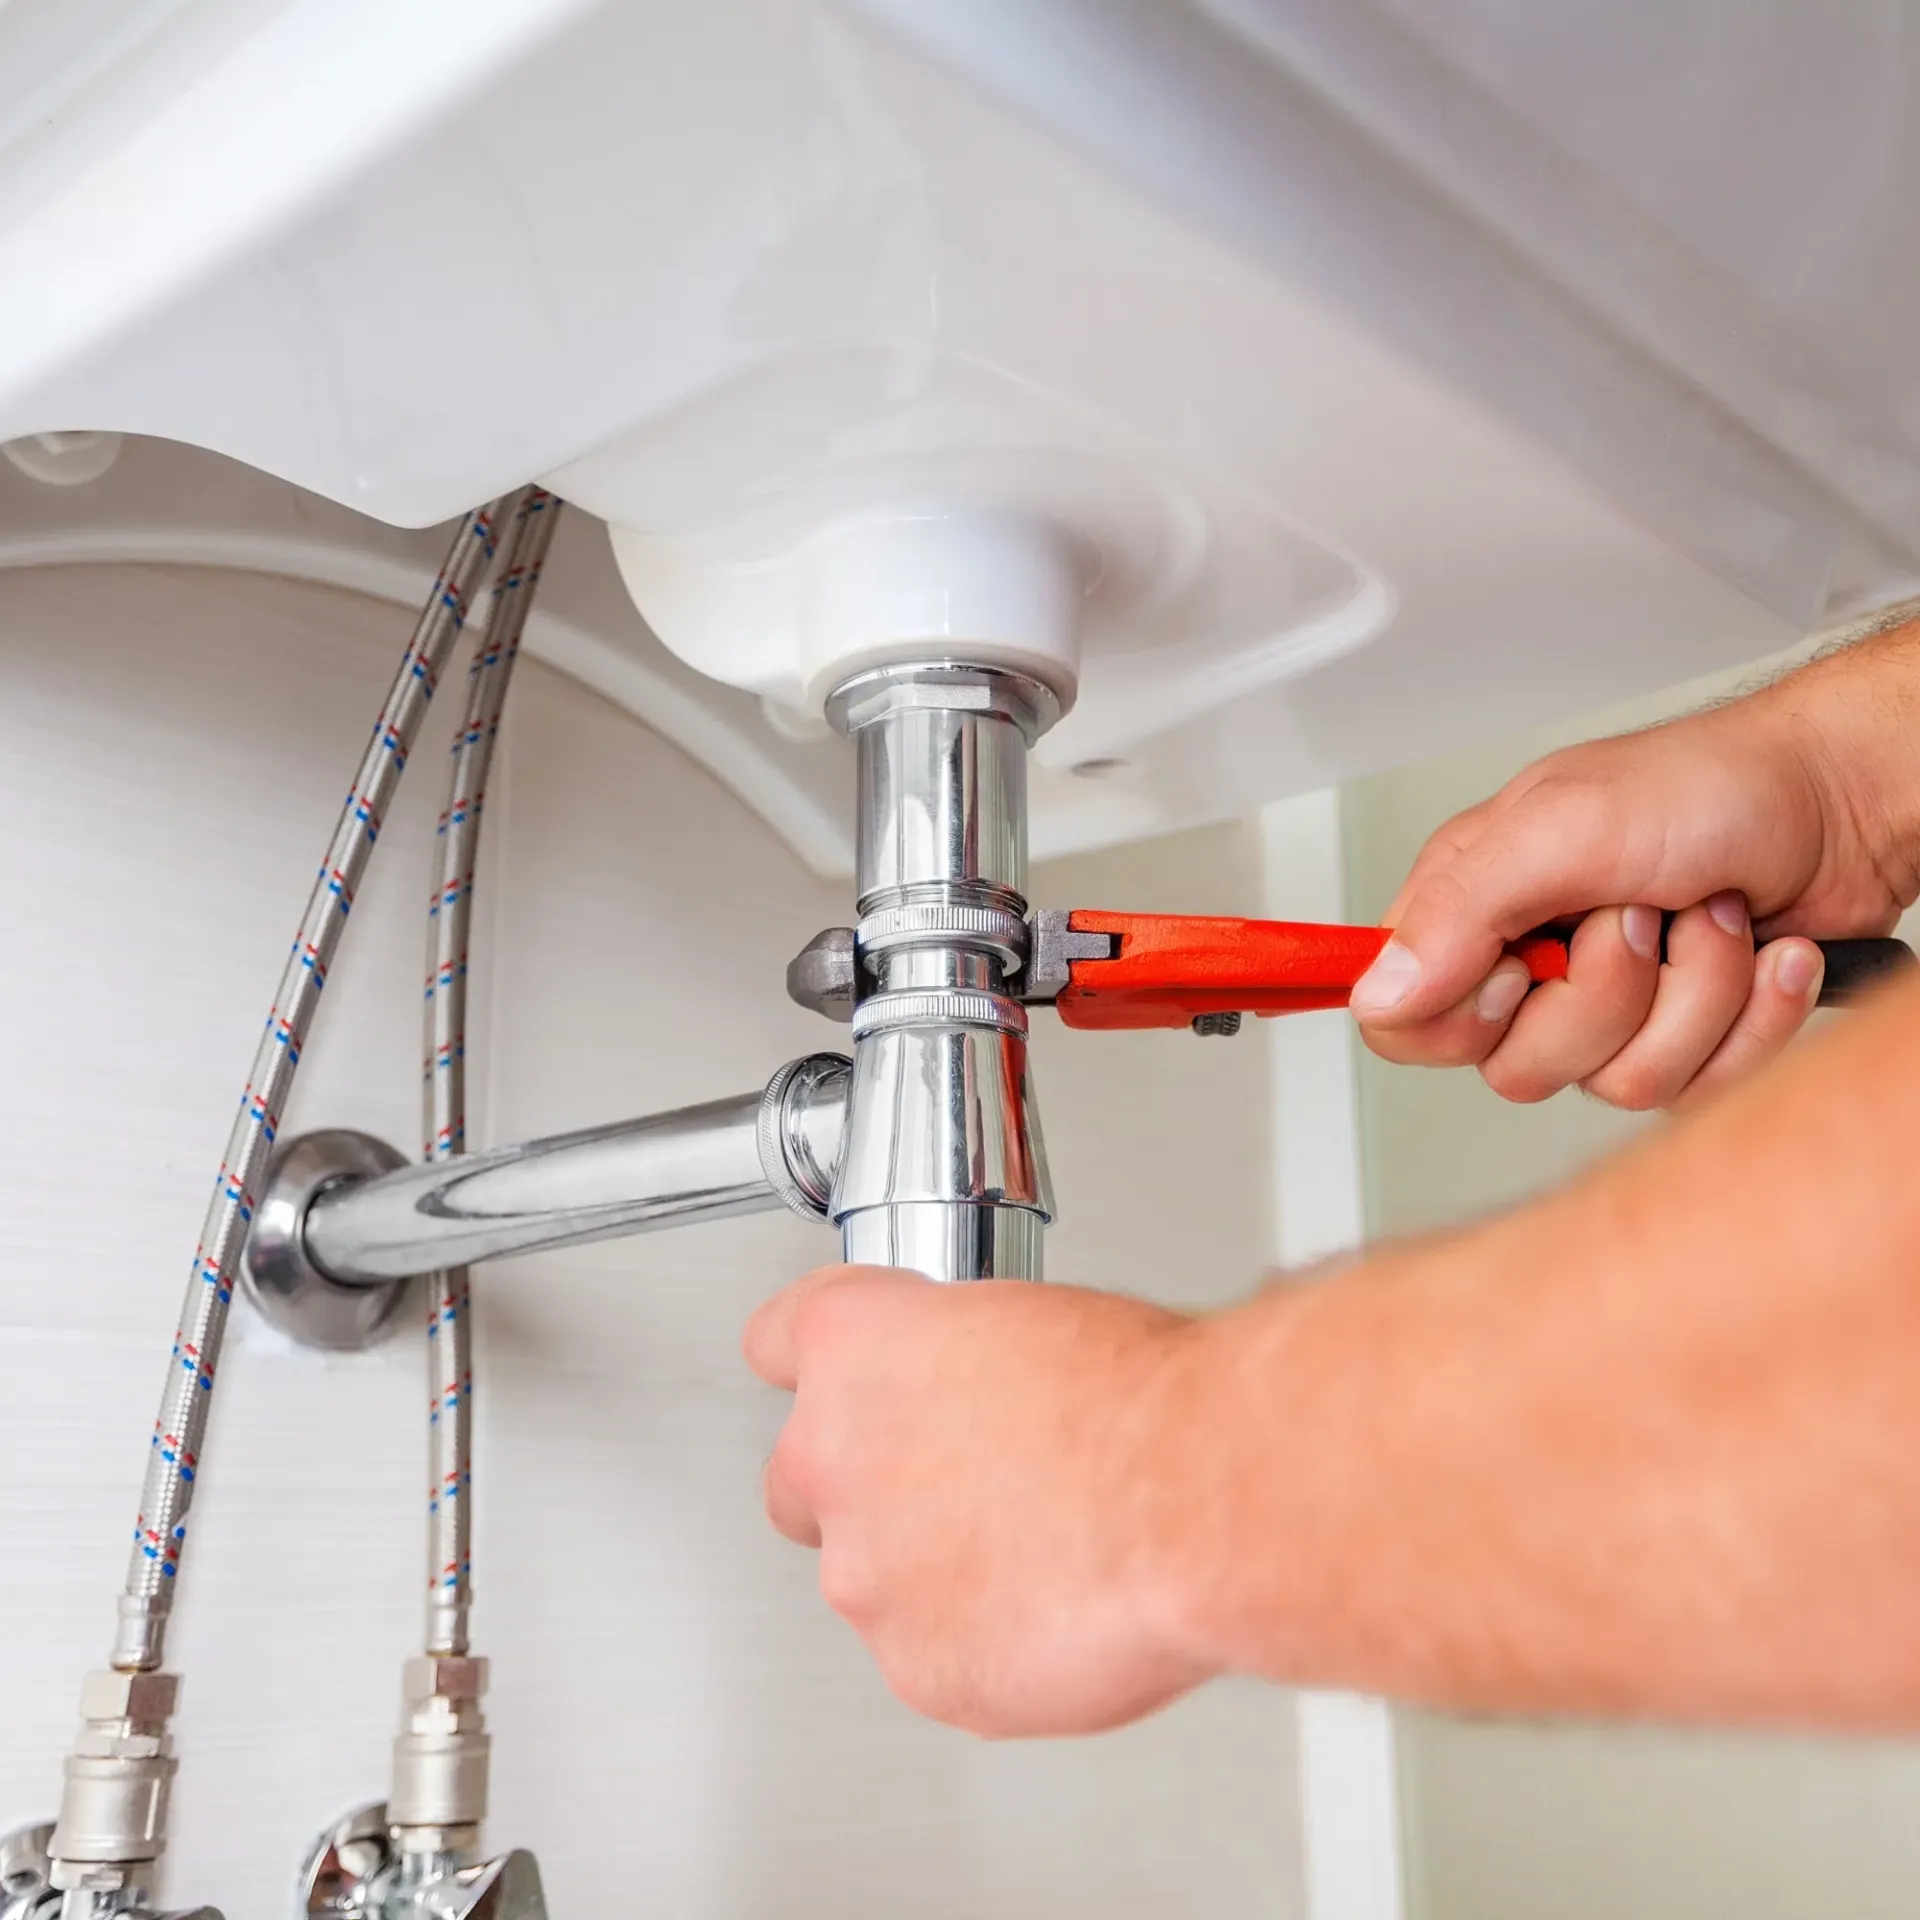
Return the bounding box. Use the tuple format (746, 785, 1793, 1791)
(422, 487, 561, 1659)
(110, 497, 512, 1675)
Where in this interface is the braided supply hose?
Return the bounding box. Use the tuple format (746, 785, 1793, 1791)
(423, 488, 560, 1658)
(111, 499, 514, 1674)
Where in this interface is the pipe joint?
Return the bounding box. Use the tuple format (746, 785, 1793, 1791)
(388, 1659, 489, 1850)
(48, 1674, 179, 1883)
(824, 661, 1058, 1283)
(239, 1055, 852, 1350)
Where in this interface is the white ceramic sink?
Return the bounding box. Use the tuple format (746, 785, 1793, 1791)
(3, 0, 1915, 869)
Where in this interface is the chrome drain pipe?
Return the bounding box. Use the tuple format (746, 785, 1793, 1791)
(824, 662, 1058, 1285)
(242, 1053, 851, 1344)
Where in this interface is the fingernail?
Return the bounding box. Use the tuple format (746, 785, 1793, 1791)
(1475, 963, 1531, 1025)
(1708, 891, 1749, 938)
(1773, 940, 1822, 1000)
(1351, 939, 1422, 1016)
(1622, 903, 1661, 961)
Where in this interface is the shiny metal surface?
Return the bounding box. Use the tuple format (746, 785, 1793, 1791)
(244, 1131, 414, 1350)
(834, 1022, 1052, 1211)
(47, 1674, 181, 1905)
(307, 1093, 766, 1281)
(0, 1822, 56, 1920)
(389, 1657, 488, 1843)
(857, 901, 1028, 973)
(300, 1803, 395, 1920)
(826, 662, 1057, 1282)
(869, 946, 1003, 993)
(257, 1055, 851, 1299)
(422, 489, 559, 1662)
(298, 1804, 546, 1920)
(784, 926, 858, 1022)
(0, 1844, 215, 1920)
(830, 663, 1054, 915)
(841, 1202, 1046, 1282)
(757, 1053, 853, 1219)
(788, 908, 1117, 1009)
(1019, 907, 1117, 1002)
(849, 987, 1029, 1042)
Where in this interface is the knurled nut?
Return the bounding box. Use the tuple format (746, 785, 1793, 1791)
(825, 663, 1064, 743)
(757, 1058, 833, 1220)
(857, 902, 1028, 970)
(850, 987, 1029, 1042)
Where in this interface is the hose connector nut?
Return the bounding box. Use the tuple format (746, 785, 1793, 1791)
(78, 1671, 178, 1730)
(401, 1657, 487, 1705)
(389, 1657, 490, 1845)
(48, 1670, 181, 1881)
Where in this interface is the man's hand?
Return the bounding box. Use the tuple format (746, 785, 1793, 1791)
(743, 1266, 1218, 1737)
(745, 981, 1920, 1734)
(1351, 631, 1920, 1109)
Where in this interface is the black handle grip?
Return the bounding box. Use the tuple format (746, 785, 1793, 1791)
(1532, 927, 1915, 1008)
(1810, 937, 1917, 1007)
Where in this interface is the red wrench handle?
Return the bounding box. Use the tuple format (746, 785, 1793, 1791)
(1052, 911, 1915, 1030)
(1053, 911, 1567, 1031)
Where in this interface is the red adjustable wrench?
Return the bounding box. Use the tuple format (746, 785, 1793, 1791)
(1028, 910, 1914, 1032)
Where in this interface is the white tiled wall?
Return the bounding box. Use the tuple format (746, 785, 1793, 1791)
(0, 562, 1304, 1917)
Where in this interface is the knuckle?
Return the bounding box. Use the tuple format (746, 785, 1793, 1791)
(1522, 772, 1618, 856)
(1365, 1015, 1496, 1070)
(1413, 863, 1477, 927)
(1441, 1021, 1504, 1068)
(818, 1549, 874, 1628)
(1583, 1062, 1667, 1113)
(775, 1420, 825, 1502)
(1613, 1073, 1670, 1113)
(884, 1652, 974, 1731)
(1414, 801, 1489, 869)
(1359, 1021, 1440, 1066)
(1516, 740, 1595, 783)
(885, 1666, 942, 1724)
(1356, 1024, 1405, 1062)
(793, 1282, 862, 1355)
(763, 1465, 813, 1545)
(764, 1440, 798, 1500)
(1598, 975, 1660, 1035)
(1478, 1051, 1556, 1105)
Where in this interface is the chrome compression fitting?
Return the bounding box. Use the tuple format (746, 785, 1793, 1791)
(294, 1656, 547, 1920)
(0, 1677, 215, 1920)
(48, 1673, 179, 1900)
(388, 1658, 490, 1858)
(823, 662, 1058, 1284)
(241, 1053, 852, 1350)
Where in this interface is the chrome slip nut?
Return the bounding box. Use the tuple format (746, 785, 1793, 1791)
(856, 902, 1028, 973)
(849, 987, 1029, 1042)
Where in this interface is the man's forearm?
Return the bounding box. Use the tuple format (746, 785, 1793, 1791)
(1769, 617, 1920, 921)
(1181, 975, 1920, 1725)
